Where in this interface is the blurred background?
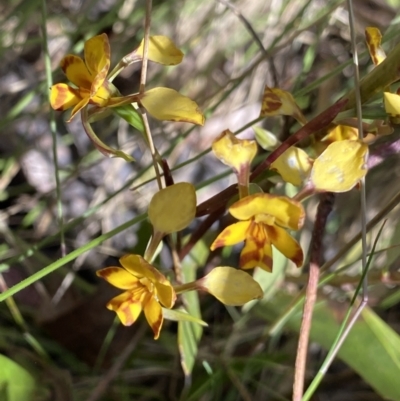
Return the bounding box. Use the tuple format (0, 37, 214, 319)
(1, 0, 400, 400)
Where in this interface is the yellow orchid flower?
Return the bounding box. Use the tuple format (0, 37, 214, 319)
(212, 129, 257, 198)
(50, 34, 133, 122)
(50, 33, 204, 125)
(50, 33, 204, 160)
(210, 193, 304, 272)
(97, 254, 176, 339)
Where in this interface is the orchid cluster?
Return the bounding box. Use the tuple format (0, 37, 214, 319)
(50, 26, 392, 340)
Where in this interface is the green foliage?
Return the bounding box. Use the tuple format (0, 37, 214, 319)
(0, 355, 36, 401)
(1, 0, 400, 400)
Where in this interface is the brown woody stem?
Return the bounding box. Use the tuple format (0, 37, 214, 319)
(293, 192, 335, 401)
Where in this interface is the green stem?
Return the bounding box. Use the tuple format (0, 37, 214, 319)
(40, 0, 66, 256)
(81, 107, 134, 162)
(144, 230, 164, 263)
(173, 281, 198, 294)
(0, 214, 146, 302)
(343, 40, 400, 110)
(238, 184, 249, 199)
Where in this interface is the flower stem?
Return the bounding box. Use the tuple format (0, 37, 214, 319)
(144, 230, 165, 263)
(140, 0, 152, 95)
(173, 281, 198, 294)
(293, 193, 335, 401)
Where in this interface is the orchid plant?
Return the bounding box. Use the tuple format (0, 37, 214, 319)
(30, 19, 397, 389)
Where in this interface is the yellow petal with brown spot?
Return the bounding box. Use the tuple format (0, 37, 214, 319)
(267, 225, 303, 267)
(50, 83, 81, 111)
(260, 87, 307, 125)
(60, 55, 92, 89)
(365, 27, 386, 66)
(210, 221, 251, 250)
(144, 295, 164, 339)
(238, 220, 273, 271)
(106, 291, 144, 326)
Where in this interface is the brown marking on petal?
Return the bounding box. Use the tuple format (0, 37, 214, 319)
(90, 69, 108, 97)
(60, 55, 75, 74)
(365, 30, 379, 66)
(370, 45, 379, 65)
(211, 238, 227, 250)
(261, 253, 273, 272)
(262, 92, 282, 113)
(291, 248, 304, 267)
(240, 247, 273, 271)
(240, 241, 261, 265)
(210, 227, 234, 250)
(247, 221, 268, 247)
(150, 313, 163, 340)
(240, 249, 261, 269)
(365, 29, 372, 43)
(96, 266, 121, 278)
(52, 85, 70, 110)
(266, 225, 278, 241)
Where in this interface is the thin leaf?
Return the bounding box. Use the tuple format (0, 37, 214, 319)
(163, 307, 208, 326)
(178, 239, 208, 377)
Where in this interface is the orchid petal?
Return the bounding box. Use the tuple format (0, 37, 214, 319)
(253, 126, 281, 151)
(89, 84, 112, 107)
(229, 194, 304, 230)
(60, 55, 92, 89)
(212, 129, 257, 174)
(271, 146, 312, 186)
(322, 124, 359, 143)
(96, 267, 140, 290)
(154, 281, 176, 309)
(148, 183, 196, 234)
(50, 83, 81, 111)
(240, 229, 273, 272)
(144, 295, 164, 339)
(310, 140, 369, 192)
(267, 225, 303, 267)
(365, 27, 386, 66)
(68, 97, 89, 121)
(384, 92, 400, 118)
(260, 87, 307, 125)
(84, 34, 110, 96)
(141, 87, 205, 125)
(120, 255, 171, 287)
(136, 35, 184, 65)
(106, 291, 144, 326)
(197, 266, 263, 306)
(210, 220, 251, 250)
